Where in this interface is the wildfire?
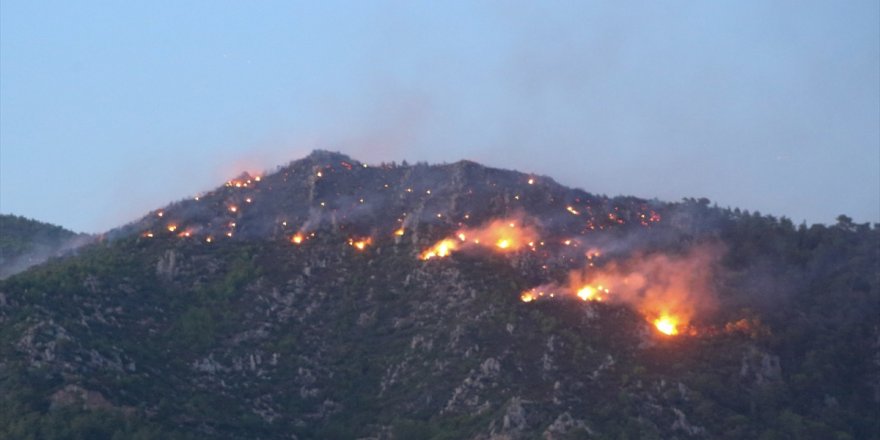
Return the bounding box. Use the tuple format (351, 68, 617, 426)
(394, 228, 405, 236)
(566, 206, 580, 215)
(229, 205, 238, 213)
(421, 216, 539, 260)
(653, 315, 679, 336)
(519, 245, 721, 338)
(167, 225, 177, 232)
(421, 239, 458, 260)
(348, 237, 372, 250)
(576, 286, 598, 301)
(291, 234, 304, 244)
(520, 292, 536, 303)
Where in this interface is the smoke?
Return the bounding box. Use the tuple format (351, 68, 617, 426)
(421, 213, 540, 259)
(526, 243, 724, 331)
(0, 234, 93, 279)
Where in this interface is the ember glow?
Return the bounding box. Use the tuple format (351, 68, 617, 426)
(421, 217, 539, 260)
(348, 237, 372, 250)
(394, 228, 405, 236)
(291, 233, 304, 244)
(520, 245, 721, 337)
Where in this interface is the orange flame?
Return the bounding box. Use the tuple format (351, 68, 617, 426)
(421, 217, 539, 260)
(348, 237, 372, 250)
(653, 315, 679, 336)
(520, 245, 721, 337)
(421, 239, 459, 260)
(291, 234, 304, 245)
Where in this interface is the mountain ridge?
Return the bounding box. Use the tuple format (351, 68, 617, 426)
(0, 151, 877, 439)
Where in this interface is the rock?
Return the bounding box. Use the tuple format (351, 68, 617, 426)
(671, 407, 705, 436)
(740, 345, 782, 385)
(502, 397, 527, 432)
(156, 250, 180, 280)
(542, 412, 592, 439)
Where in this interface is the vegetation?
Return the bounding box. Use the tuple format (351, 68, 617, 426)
(0, 155, 876, 439)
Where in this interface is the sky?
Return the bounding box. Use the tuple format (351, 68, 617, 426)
(1, 0, 878, 233)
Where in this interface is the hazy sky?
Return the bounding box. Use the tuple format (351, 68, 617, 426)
(2, 1, 878, 233)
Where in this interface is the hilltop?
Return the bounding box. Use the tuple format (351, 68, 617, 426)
(0, 151, 877, 439)
(0, 214, 91, 279)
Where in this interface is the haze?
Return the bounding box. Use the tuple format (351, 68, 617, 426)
(1, 1, 877, 233)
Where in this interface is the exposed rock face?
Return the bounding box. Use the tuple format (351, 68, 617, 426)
(740, 345, 782, 385)
(156, 249, 179, 280)
(0, 151, 877, 439)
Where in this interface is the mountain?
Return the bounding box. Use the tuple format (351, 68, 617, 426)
(0, 214, 91, 279)
(1, 151, 878, 439)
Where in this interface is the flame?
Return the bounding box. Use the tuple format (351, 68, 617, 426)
(421, 239, 458, 260)
(576, 286, 597, 301)
(528, 178, 535, 185)
(157, 211, 164, 217)
(348, 237, 372, 250)
(566, 206, 580, 215)
(291, 234, 304, 244)
(653, 315, 679, 335)
(422, 216, 539, 260)
(520, 245, 721, 337)
(167, 225, 177, 232)
(520, 292, 535, 303)
(229, 206, 238, 213)
(394, 228, 405, 236)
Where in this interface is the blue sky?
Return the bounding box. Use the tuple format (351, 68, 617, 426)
(1, 1, 878, 233)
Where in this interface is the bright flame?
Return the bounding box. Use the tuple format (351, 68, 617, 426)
(653, 316, 679, 335)
(349, 237, 372, 250)
(520, 292, 535, 303)
(291, 234, 304, 244)
(421, 239, 458, 260)
(566, 206, 580, 215)
(576, 286, 597, 301)
(519, 246, 720, 338)
(394, 228, 405, 236)
(167, 225, 177, 232)
(229, 206, 238, 213)
(420, 216, 539, 260)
